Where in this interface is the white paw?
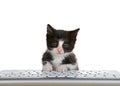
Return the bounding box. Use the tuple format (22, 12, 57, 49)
(56, 65, 68, 72)
(42, 65, 53, 72)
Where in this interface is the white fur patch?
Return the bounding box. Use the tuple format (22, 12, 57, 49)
(56, 40, 64, 54)
(58, 40, 64, 47)
(50, 50, 70, 68)
(56, 65, 68, 72)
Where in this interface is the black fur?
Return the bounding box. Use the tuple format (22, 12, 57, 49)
(62, 53, 76, 65)
(42, 51, 53, 65)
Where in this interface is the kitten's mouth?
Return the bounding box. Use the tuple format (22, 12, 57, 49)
(56, 51, 64, 55)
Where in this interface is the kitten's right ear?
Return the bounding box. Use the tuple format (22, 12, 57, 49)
(47, 24, 55, 34)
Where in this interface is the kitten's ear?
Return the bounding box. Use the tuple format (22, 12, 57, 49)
(47, 24, 55, 34)
(70, 28, 80, 38)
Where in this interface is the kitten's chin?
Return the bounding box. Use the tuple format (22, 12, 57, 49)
(56, 52, 64, 55)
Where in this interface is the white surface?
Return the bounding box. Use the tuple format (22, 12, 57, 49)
(0, 0, 120, 71)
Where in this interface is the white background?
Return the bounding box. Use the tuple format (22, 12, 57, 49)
(0, 0, 120, 71)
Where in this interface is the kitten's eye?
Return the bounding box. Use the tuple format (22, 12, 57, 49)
(51, 42, 58, 47)
(63, 43, 70, 48)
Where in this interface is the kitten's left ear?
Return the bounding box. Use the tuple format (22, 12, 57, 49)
(47, 24, 55, 34)
(70, 28, 80, 38)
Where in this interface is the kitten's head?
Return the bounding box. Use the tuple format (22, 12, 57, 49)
(46, 24, 79, 55)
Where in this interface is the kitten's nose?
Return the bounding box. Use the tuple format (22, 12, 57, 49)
(57, 47, 63, 54)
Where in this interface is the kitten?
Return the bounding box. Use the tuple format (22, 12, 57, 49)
(42, 24, 80, 72)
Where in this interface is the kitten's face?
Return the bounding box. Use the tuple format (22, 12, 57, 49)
(46, 24, 79, 55)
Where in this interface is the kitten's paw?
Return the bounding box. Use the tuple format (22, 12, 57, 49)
(57, 65, 68, 72)
(42, 65, 53, 72)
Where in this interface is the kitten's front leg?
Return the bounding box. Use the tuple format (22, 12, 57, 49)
(56, 64, 78, 72)
(56, 65, 68, 72)
(42, 61, 53, 71)
(42, 51, 53, 71)
(56, 53, 79, 72)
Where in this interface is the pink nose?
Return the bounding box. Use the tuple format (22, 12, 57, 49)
(57, 47, 63, 54)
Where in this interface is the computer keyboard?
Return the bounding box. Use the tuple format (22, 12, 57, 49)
(0, 70, 120, 80)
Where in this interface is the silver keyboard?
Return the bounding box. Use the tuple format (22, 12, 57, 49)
(0, 70, 120, 80)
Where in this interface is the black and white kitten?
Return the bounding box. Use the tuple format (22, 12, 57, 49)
(42, 24, 80, 72)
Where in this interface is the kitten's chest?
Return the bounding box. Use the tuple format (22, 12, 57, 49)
(51, 55, 64, 66)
